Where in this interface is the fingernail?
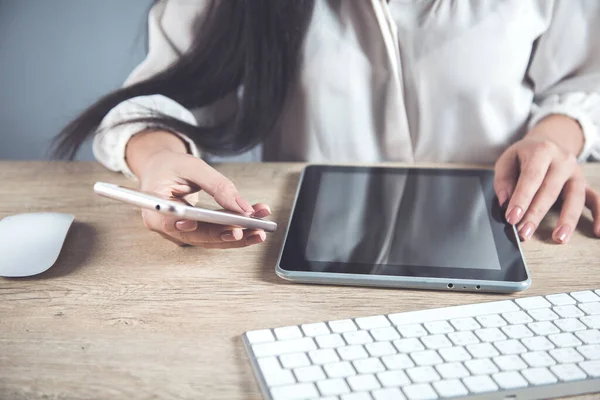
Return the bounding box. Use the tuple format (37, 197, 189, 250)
(520, 222, 535, 241)
(236, 197, 254, 214)
(251, 208, 271, 219)
(498, 190, 509, 208)
(245, 231, 266, 246)
(221, 229, 242, 242)
(506, 207, 523, 225)
(555, 225, 572, 244)
(175, 220, 198, 232)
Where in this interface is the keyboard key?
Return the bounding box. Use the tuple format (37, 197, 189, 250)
(343, 331, 373, 345)
(352, 358, 385, 374)
(274, 326, 303, 341)
(555, 318, 587, 333)
(546, 293, 576, 306)
(403, 383, 438, 400)
(411, 350, 443, 366)
(580, 302, 600, 315)
(528, 308, 559, 321)
(581, 315, 600, 329)
(258, 357, 283, 376)
(467, 343, 499, 358)
(270, 383, 319, 400)
(342, 331, 373, 345)
(377, 369, 410, 387)
(338, 345, 369, 361)
(293, 365, 325, 383)
(424, 320, 454, 334)
(421, 334, 452, 350)
(329, 319, 358, 333)
(548, 332, 582, 348)
(436, 362, 470, 379)
(355, 315, 390, 330)
(553, 305, 584, 318)
(476, 314, 507, 328)
(571, 290, 600, 303)
(450, 317, 481, 331)
(447, 331, 480, 346)
(279, 353, 311, 369)
(308, 348, 339, 365)
(253, 337, 317, 357)
(577, 344, 600, 360)
(346, 374, 380, 391)
(465, 358, 499, 375)
(493, 371, 528, 389)
(493, 355, 527, 371)
(246, 329, 275, 344)
(475, 328, 507, 342)
(551, 364, 587, 381)
(365, 341, 397, 357)
(576, 329, 600, 344)
(301, 322, 330, 337)
(522, 367, 558, 385)
(341, 393, 371, 400)
(579, 360, 600, 377)
(264, 369, 296, 386)
(381, 353, 415, 370)
(550, 348, 584, 364)
(317, 378, 351, 396)
(316, 334, 345, 349)
(394, 338, 425, 353)
(433, 379, 468, 397)
(438, 346, 471, 362)
(463, 375, 498, 393)
(528, 321, 560, 336)
(522, 351, 556, 367)
(397, 324, 428, 338)
(372, 388, 406, 400)
(516, 296, 551, 310)
(502, 311, 533, 325)
(370, 326, 400, 342)
(323, 361, 355, 378)
(502, 325, 534, 339)
(495, 340, 527, 355)
(407, 366, 441, 383)
(522, 336, 555, 352)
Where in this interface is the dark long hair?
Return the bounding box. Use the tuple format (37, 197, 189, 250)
(52, 0, 315, 159)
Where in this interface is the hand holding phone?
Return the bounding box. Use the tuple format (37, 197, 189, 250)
(117, 138, 273, 248)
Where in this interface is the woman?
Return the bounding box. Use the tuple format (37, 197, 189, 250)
(54, 0, 600, 248)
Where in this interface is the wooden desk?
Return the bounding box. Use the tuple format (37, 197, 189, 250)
(1, 161, 599, 400)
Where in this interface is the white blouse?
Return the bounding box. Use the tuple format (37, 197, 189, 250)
(93, 0, 600, 179)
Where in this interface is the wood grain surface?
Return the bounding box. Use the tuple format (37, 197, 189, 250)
(0, 161, 599, 400)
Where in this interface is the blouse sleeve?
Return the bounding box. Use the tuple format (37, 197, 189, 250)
(526, 0, 600, 162)
(92, 0, 210, 179)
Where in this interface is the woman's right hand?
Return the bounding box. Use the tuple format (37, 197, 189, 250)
(126, 131, 270, 248)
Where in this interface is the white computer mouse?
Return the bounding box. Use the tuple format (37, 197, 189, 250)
(0, 212, 75, 277)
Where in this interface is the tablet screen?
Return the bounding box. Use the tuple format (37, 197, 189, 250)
(280, 166, 527, 282)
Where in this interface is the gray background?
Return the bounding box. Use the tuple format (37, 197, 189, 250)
(0, 0, 153, 161)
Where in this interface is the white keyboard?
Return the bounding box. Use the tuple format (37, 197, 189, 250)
(243, 289, 600, 400)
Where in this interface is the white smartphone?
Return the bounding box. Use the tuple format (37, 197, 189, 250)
(93, 182, 277, 232)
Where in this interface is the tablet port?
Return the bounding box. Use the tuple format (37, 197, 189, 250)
(155, 205, 161, 211)
(447, 283, 454, 289)
(476, 285, 481, 290)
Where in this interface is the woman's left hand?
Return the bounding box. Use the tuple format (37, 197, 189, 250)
(494, 115, 600, 243)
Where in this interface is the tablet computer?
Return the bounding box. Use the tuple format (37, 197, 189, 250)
(277, 165, 530, 293)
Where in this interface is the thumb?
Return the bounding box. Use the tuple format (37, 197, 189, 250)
(494, 146, 519, 208)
